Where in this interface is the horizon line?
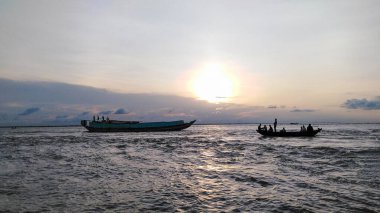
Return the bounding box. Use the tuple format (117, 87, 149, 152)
(1, 122, 379, 128)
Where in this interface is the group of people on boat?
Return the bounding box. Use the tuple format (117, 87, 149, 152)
(93, 115, 110, 123)
(257, 118, 315, 134)
(300, 124, 314, 133)
(257, 118, 281, 133)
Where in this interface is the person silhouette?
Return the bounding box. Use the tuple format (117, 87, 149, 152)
(307, 124, 314, 133)
(269, 125, 273, 133)
(274, 118, 277, 132)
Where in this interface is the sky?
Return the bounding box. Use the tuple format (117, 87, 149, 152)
(0, 0, 379, 125)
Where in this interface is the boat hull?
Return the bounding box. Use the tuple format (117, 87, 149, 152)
(81, 120, 196, 132)
(256, 128, 322, 137)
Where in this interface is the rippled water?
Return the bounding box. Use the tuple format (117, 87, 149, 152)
(0, 124, 379, 212)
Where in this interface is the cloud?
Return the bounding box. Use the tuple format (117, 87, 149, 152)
(2, 78, 377, 125)
(18, 107, 40, 116)
(343, 97, 380, 110)
(55, 115, 69, 119)
(0, 113, 9, 120)
(164, 112, 192, 117)
(290, 109, 315, 113)
(79, 111, 90, 116)
(99, 110, 113, 115)
(114, 108, 128, 114)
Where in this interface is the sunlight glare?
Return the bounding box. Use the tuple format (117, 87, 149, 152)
(191, 63, 236, 103)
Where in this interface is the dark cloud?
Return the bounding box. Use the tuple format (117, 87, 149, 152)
(343, 97, 380, 110)
(290, 109, 315, 113)
(114, 108, 128, 114)
(0, 78, 204, 110)
(18, 107, 40, 116)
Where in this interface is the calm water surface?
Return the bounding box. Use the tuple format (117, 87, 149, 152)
(0, 124, 379, 212)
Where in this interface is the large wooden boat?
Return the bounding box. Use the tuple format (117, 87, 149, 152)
(80, 119, 196, 132)
(256, 128, 322, 137)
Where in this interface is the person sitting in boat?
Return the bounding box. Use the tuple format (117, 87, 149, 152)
(307, 124, 314, 133)
(93, 115, 95, 122)
(106, 116, 110, 123)
(300, 125, 306, 132)
(280, 127, 286, 133)
(97, 115, 99, 121)
(263, 125, 267, 132)
(258, 124, 262, 131)
(102, 116, 105, 122)
(268, 125, 273, 133)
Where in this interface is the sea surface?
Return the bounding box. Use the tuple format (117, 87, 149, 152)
(0, 124, 379, 212)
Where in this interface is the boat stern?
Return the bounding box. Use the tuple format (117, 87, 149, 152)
(80, 120, 89, 127)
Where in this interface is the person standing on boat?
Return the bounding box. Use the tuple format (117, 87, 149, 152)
(274, 118, 277, 132)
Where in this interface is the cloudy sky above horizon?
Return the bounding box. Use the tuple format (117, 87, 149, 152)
(0, 0, 379, 124)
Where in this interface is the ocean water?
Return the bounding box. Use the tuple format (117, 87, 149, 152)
(0, 124, 379, 212)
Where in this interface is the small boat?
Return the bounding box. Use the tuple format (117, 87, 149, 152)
(256, 128, 322, 137)
(80, 119, 196, 132)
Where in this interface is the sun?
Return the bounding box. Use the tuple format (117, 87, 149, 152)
(190, 63, 236, 103)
